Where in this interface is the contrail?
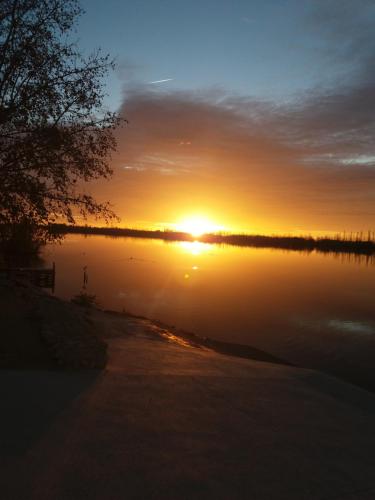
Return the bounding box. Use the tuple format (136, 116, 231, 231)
(149, 78, 174, 84)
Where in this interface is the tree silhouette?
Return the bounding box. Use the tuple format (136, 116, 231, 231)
(0, 0, 121, 236)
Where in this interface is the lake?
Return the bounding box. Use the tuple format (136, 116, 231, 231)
(43, 234, 375, 389)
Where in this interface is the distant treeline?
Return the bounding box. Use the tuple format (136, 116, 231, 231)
(51, 224, 196, 242)
(51, 224, 375, 257)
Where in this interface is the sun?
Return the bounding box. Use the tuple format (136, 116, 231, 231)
(176, 216, 223, 238)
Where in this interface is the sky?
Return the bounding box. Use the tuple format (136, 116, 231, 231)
(76, 0, 375, 234)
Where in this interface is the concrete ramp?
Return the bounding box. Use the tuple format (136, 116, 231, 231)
(1, 334, 375, 499)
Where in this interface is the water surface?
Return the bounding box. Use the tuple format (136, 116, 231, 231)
(43, 235, 375, 389)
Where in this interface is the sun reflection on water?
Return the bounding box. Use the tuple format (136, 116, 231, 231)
(178, 240, 211, 255)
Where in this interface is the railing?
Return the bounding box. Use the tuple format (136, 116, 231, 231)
(0, 262, 55, 292)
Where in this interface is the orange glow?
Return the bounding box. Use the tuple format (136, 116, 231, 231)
(176, 216, 224, 237)
(85, 86, 375, 237)
(178, 240, 211, 255)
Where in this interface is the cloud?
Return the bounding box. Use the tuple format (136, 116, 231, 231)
(306, 0, 375, 85)
(101, 3, 375, 232)
(149, 78, 174, 84)
(107, 81, 375, 231)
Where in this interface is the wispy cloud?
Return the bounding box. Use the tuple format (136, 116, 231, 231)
(149, 78, 174, 84)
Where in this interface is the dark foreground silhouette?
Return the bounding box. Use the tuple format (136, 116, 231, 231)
(2, 303, 375, 500)
(52, 224, 375, 258)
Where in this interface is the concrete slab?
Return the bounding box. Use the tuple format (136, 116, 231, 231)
(1, 335, 375, 499)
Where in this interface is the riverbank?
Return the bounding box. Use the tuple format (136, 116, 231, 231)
(1, 287, 375, 498)
(3, 281, 375, 393)
(0, 281, 290, 370)
(0, 282, 107, 369)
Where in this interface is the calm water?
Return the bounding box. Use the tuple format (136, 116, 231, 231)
(43, 234, 375, 388)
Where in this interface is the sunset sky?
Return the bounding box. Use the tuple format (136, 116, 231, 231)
(77, 0, 375, 234)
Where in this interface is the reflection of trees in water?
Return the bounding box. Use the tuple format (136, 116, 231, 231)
(52, 224, 375, 266)
(327, 251, 375, 267)
(269, 247, 375, 266)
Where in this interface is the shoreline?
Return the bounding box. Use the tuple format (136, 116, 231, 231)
(0, 281, 291, 371)
(3, 281, 375, 394)
(51, 224, 375, 259)
(101, 308, 294, 367)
